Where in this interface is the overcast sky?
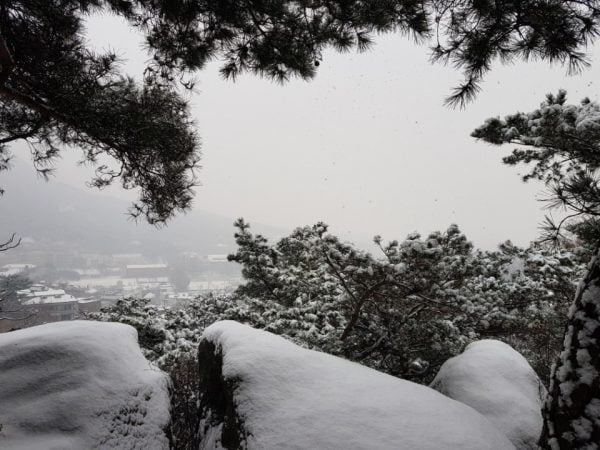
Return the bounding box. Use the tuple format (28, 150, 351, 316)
(11, 14, 600, 250)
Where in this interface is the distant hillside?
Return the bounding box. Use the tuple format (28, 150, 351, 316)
(0, 161, 285, 258)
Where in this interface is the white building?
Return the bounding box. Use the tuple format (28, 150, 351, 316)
(0, 263, 36, 276)
(18, 288, 100, 324)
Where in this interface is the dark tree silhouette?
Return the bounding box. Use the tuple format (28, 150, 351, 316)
(0, 233, 19, 252)
(0, 273, 33, 329)
(2, 1, 600, 224)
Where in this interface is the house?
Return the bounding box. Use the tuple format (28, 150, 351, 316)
(0, 263, 36, 276)
(20, 289, 81, 322)
(3, 288, 102, 330)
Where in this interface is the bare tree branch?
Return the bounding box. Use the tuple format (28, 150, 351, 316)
(0, 233, 20, 252)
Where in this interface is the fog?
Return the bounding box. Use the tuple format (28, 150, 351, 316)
(5, 14, 600, 250)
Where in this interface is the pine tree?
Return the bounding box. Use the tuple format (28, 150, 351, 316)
(474, 91, 600, 449)
(227, 219, 584, 381)
(3, 1, 600, 223)
(473, 90, 600, 246)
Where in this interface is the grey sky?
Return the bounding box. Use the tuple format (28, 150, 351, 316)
(13, 14, 600, 250)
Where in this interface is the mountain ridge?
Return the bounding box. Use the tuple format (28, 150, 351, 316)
(0, 161, 285, 257)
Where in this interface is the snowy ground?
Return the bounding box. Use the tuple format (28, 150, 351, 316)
(0, 321, 171, 450)
(199, 320, 516, 450)
(431, 339, 546, 450)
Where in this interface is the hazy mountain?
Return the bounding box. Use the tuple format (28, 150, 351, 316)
(0, 161, 285, 257)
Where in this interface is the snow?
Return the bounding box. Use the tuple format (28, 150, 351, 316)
(0, 321, 171, 449)
(543, 249, 600, 448)
(431, 340, 545, 449)
(200, 321, 516, 450)
(0, 263, 35, 275)
(21, 294, 78, 305)
(22, 288, 67, 297)
(17, 288, 81, 305)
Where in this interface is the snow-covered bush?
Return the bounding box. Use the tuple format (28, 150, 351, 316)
(227, 219, 479, 380)
(462, 241, 586, 382)
(87, 293, 345, 367)
(227, 219, 586, 382)
(89, 222, 585, 391)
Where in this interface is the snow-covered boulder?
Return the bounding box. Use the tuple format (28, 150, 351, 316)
(197, 321, 515, 450)
(0, 321, 171, 450)
(430, 340, 545, 449)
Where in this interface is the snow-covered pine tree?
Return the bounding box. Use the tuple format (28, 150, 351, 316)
(474, 91, 600, 449)
(227, 219, 584, 381)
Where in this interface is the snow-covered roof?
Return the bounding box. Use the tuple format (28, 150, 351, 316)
(25, 289, 66, 297)
(18, 288, 82, 305)
(21, 293, 77, 305)
(2, 263, 35, 269)
(77, 299, 100, 304)
(0, 263, 35, 275)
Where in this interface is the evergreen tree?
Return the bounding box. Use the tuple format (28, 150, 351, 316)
(228, 219, 584, 381)
(91, 221, 584, 386)
(2, 1, 600, 223)
(474, 91, 600, 449)
(0, 273, 32, 327)
(0, 1, 202, 224)
(473, 90, 600, 245)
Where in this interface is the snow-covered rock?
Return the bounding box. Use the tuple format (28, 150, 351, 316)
(0, 321, 171, 450)
(197, 320, 515, 450)
(430, 340, 545, 449)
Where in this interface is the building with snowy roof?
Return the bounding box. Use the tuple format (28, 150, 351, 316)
(0, 263, 36, 276)
(12, 288, 101, 329)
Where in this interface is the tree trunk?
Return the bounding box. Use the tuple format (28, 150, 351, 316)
(540, 248, 600, 449)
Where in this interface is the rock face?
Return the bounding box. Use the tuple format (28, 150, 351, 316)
(0, 321, 171, 450)
(431, 340, 545, 450)
(197, 321, 516, 450)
